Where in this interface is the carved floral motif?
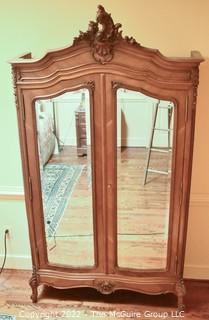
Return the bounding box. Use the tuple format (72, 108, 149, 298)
(111, 81, 119, 90)
(175, 279, 186, 296)
(73, 5, 140, 64)
(94, 280, 115, 294)
(86, 80, 95, 90)
(175, 279, 186, 311)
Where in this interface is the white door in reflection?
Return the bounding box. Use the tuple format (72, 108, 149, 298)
(35, 89, 94, 267)
(117, 89, 174, 270)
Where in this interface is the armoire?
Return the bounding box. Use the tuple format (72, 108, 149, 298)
(10, 5, 204, 310)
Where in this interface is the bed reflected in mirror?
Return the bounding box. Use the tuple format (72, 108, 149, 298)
(35, 89, 94, 267)
(117, 88, 174, 270)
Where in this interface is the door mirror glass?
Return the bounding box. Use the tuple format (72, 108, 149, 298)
(35, 89, 95, 267)
(116, 88, 174, 270)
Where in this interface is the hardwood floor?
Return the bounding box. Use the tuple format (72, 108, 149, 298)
(44, 146, 171, 269)
(0, 270, 209, 319)
(117, 147, 171, 269)
(47, 146, 94, 267)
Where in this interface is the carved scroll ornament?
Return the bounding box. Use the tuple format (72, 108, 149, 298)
(73, 5, 139, 64)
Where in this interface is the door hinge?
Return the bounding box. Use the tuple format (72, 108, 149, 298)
(28, 176, 33, 201)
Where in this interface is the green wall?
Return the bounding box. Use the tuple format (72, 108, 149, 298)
(0, 0, 97, 187)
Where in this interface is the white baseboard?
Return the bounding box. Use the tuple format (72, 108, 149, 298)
(0, 186, 24, 200)
(0, 254, 32, 270)
(2, 254, 209, 279)
(120, 138, 169, 147)
(121, 137, 147, 147)
(1, 189, 207, 204)
(184, 264, 209, 280)
(0, 186, 24, 195)
(189, 193, 209, 207)
(59, 137, 77, 146)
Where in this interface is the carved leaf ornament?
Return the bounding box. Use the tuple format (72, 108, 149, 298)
(73, 5, 140, 63)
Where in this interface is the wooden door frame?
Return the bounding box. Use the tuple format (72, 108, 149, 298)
(104, 74, 189, 278)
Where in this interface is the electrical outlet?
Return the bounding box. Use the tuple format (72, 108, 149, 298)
(1, 226, 11, 238)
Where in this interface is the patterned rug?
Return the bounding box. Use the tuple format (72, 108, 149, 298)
(41, 163, 83, 237)
(0, 315, 15, 320)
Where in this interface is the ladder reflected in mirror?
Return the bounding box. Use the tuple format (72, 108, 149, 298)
(143, 100, 173, 185)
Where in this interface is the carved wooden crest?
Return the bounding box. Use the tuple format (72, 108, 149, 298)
(73, 5, 139, 64)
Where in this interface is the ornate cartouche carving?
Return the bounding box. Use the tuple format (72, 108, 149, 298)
(73, 5, 139, 64)
(94, 280, 115, 295)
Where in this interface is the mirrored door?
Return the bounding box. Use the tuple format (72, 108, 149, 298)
(35, 89, 95, 267)
(116, 88, 174, 270)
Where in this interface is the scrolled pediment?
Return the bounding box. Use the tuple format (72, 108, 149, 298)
(10, 5, 203, 90)
(73, 5, 140, 64)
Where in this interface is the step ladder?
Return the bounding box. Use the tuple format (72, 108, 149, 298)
(143, 100, 173, 185)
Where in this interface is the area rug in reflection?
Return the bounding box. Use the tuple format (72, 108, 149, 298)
(41, 163, 83, 237)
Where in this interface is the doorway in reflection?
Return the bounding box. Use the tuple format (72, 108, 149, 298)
(117, 89, 174, 270)
(35, 89, 94, 267)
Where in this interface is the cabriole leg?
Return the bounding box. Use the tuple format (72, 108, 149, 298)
(176, 279, 186, 311)
(29, 266, 39, 303)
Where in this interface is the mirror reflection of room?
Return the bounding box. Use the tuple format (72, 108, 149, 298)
(117, 89, 174, 270)
(35, 89, 94, 267)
